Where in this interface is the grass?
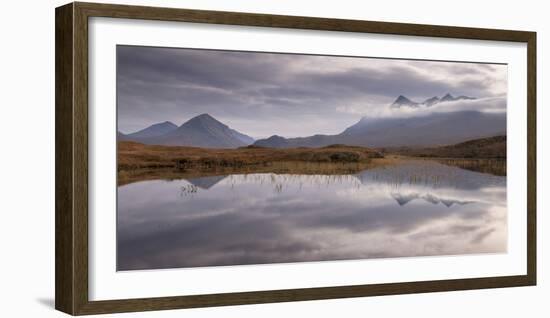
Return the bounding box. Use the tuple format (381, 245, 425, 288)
(118, 161, 399, 186)
(433, 158, 506, 176)
(381, 136, 507, 176)
(117, 142, 392, 185)
(117, 137, 507, 186)
(385, 135, 506, 159)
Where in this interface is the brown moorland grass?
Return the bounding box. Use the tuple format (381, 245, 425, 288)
(117, 141, 393, 185)
(382, 135, 507, 176)
(432, 158, 506, 176)
(386, 135, 506, 159)
(118, 141, 384, 170)
(117, 139, 506, 186)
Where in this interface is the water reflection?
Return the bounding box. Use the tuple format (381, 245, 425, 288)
(117, 160, 506, 270)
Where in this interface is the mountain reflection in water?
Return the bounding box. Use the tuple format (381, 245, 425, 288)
(117, 160, 507, 271)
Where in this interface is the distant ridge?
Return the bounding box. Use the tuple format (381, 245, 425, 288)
(391, 93, 476, 109)
(126, 121, 177, 139)
(254, 135, 290, 148)
(422, 96, 440, 106)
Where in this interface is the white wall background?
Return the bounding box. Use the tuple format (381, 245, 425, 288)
(0, 0, 546, 317)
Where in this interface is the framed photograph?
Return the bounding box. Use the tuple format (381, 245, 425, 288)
(55, 2, 536, 315)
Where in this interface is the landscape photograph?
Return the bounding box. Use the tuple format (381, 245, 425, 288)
(116, 45, 507, 271)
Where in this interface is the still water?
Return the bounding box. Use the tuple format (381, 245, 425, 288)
(117, 160, 507, 270)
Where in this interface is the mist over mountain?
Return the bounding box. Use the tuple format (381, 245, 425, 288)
(254, 110, 505, 148)
(391, 95, 419, 108)
(422, 96, 440, 106)
(119, 114, 255, 148)
(254, 94, 503, 148)
(120, 94, 505, 149)
(391, 93, 476, 109)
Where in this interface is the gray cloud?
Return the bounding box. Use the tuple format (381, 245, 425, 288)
(117, 45, 507, 138)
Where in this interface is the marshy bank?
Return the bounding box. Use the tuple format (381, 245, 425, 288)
(432, 158, 506, 176)
(117, 141, 506, 186)
(117, 141, 388, 185)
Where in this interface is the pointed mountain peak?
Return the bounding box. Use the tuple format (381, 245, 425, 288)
(395, 95, 412, 103)
(183, 113, 225, 127)
(195, 113, 216, 120)
(440, 93, 455, 102)
(389, 93, 476, 108)
(391, 95, 419, 108)
(122, 114, 254, 148)
(188, 113, 216, 122)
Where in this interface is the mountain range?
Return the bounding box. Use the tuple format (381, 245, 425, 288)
(391, 93, 476, 109)
(254, 111, 505, 148)
(119, 114, 255, 148)
(119, 94, 504, 149)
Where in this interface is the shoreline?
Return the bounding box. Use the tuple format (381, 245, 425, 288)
(118, 157, 506, 186)
(117, 141, 506, 186)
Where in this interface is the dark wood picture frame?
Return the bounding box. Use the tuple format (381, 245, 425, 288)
(55, 2, 537, 315)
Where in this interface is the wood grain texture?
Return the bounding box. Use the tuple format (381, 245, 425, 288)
(55, 2, 537, 315)
(526, 32, 537, 285)
(75, 1, 533, 42)
(55, 3, 75, 315)
(73, 2, 90, 313)
(75, 276, 534, 315)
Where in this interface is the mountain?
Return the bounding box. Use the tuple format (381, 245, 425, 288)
(253, 111, 506, 148)
(126, 121, 178, 139)
(391, 93, 476, 108)
(391, 95, 419, 108)
(254, 135, 291, 148)
(456, 95, 476, 101)
(338, 111, 505, 147)
(422, 96, 440, 106)
(128, 114, 255, 148)
(228, 128, 255, 145)
(440, 93, 476, 103)
(439, 93, 455, 102)
(254, 134, 334, 148)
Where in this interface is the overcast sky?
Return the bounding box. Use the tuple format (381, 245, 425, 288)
(117, 45, 507, 138)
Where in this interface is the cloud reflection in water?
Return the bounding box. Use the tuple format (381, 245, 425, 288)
(117, 161, 506, 271)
